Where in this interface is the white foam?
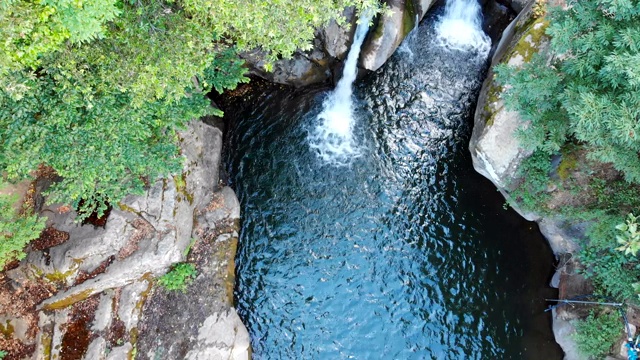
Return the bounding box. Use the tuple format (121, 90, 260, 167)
(309, 13, 372, 165)
(436, 0, 491, 57)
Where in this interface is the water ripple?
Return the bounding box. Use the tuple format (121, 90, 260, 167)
(225, 4, 562, 360)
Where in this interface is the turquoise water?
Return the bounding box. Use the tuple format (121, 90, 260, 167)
(224, 6, 562, 359)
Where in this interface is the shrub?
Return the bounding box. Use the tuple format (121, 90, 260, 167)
(508, 151, 552, 213)
(0, 192, 46, 269)
(573, 311, 623, 359)
(157, 263, 197, 292)
(579, 216, 640, 302)
(615, 213, 640, 256)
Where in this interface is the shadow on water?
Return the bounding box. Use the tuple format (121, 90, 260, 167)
(222, 4, 563, 360)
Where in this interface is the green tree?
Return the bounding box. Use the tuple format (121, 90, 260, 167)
(496, 0, 640, 182)
(0, 0, 380, 218)
(0, 0, 120, 73)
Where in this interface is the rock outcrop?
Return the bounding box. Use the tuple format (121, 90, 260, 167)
(0, 117, 249, 359)
(469, 1, 637, 359)
(359, 0, 436, 71)
(469, 0, 549, 198)
(244, 1, 441, 87)
(242, 8, 359, 88)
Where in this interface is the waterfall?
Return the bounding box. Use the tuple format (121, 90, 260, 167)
(308, 13, 372, 165)
(436, 0, 491, 56)
(397, 14, 420, 59)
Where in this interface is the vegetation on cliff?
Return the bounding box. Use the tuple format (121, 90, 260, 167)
(496, 2, 640, 356)
(0, 191, 46, 269)
(498, 0, 640, 181)
(497, 0, 640, 339)
(0, 0, 380, 265)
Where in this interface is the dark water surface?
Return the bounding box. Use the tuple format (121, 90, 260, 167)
(224, 7, 563, 360)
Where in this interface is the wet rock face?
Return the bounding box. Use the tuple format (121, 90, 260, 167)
(359, 0, 436, 71)
(482, 0, 517, 45)
(501, 0, 533, 13)
(0, 118, 249, 360)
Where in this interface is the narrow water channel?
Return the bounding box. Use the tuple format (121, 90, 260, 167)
(224, 4, 563, 359)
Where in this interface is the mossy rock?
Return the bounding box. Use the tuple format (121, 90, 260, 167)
(505, 17, 549, 66)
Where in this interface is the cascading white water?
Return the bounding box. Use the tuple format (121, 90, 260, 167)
(397, 14, 420, 60)
(308, 13, 372, 165)
(436, 0, 491, 56)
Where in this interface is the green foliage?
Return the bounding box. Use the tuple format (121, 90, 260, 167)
(587, 178, 640, 216)
(182, 0, 380, 66)
(579, 215, 640, 301)
(495, 54, 570, 154)
(0, 0, 381, 218)
(0, 192, 46, 269)
(497, 0, 640, 182)
(509, 151, 552, 212)
(183, 237, 197, 258)
(0, 0, 120, 73)
(0, 350, 5, 359)
(573, 311, 622, 359)
(157, 262, 197, 292)
(0, 69, 213, 217)
(615, 213, 640, 256)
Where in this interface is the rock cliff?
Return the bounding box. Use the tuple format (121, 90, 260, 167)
(0, 117, 249, 359)
(469, 1, 637, 359)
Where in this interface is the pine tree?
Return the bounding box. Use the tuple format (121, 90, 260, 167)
(497, 0, 640, 182)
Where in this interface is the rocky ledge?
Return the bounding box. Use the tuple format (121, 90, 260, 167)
(0, 117, 249, 360)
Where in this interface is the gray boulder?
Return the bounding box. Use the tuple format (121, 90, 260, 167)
(359, 0, 436, 71)
(469, 0, 550, 195)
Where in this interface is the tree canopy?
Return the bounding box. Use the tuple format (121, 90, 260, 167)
(497, 0, 640, 182)
(0, 0, 380, 217)
(497, 0, 640, 303)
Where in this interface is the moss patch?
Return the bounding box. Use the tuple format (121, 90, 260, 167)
(0, 320, 14, 338)
(42, 289, 94, 311)
(506, 17, 550, 65)
(117, 202, 141, 216)
(44, 268, 77, 286)
(369, 12, 386, 44)
(42, 332, 52, 359)
(558, 150, 578, 181)
(224, 237, 239, 306)
(173, 173, 193, 205)
(401, 0, 417, 39)
(483, 75, 505, 126)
